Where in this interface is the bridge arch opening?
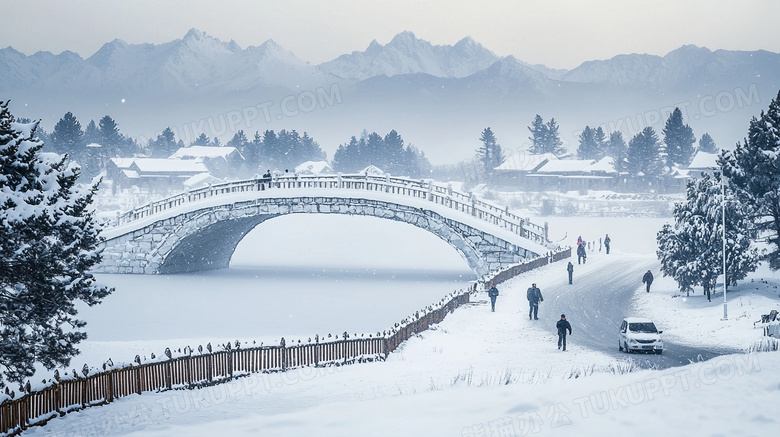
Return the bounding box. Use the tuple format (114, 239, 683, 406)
(230, 214, 475, 279)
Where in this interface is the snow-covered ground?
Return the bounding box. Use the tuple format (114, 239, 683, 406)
(19, 214, 780, 436)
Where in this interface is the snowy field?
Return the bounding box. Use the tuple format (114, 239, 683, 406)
(23, 213, 780, 436)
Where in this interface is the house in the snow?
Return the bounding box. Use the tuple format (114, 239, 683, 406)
(295, 160, 334, 175)
(525, 157, 618, 191)
(492, 153, 557, 186)
(687, 150, 720, 177)
(360, 164, 386, 176)
(169, 146, 245, 179)
(110, 158, 209, 192)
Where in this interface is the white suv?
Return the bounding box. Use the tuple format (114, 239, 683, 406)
(618, 317, 663, 354)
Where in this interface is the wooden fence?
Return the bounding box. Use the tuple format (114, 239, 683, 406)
(0, 247, 569, 436)
(0, 289, 471, 436)
(484, 247, 572, 285)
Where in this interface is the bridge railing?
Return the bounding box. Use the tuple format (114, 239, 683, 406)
(111, 174, 548, 244)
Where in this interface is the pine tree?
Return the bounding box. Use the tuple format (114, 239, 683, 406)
(476, 127, 502, 182)
(594, 127, 607, 159)
(148, 127, 179, 158)
(332, 136, 361, 173)
(0, 101, 113, 387)
(657, 172, 759, 300)
(98, 115, 125, 157)
(383, 130, 405, 175)
(544, 118, 564, 156)
(606, 131, 628, 171)
(663, 107, 696, 167)
(192, 133, 211, 146)
(528, 114, 548, 154)
(722, 90, 780, 270)
(626, 127, 663, 177)
(698, 133, 718, 154)
(49, 112, 84, 157)
(577, 126, 598, 159)
(84, 120, 100, 145)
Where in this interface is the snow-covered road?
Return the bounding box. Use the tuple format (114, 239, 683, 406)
(535, 253, 741, 368)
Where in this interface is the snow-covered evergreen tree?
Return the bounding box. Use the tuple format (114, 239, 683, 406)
(0, 101, 113, 388)
(544, 118, 565, 156)
(722, 90, 780, 270)
(527, 114, 547, 155)
(84, 120, 99, 145)
(476, 127, 502, 181)
(697, 133, 718, 154)
(49, 112, 84, 157)
(626, 127, 663, 176)
(606, 131, 628, 171)
(577, 126, 599, 159)
(663, 107, 696, 167)
(191, 132, 211, 146)
(594, 127, 607, 159)
(148, 127, 180, 158)
(657, 172, 759, 300)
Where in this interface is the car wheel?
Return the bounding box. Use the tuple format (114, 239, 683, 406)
(624, 342, 631, 353)
(655, 350, 663, 355)
(618, 341, 623, 352)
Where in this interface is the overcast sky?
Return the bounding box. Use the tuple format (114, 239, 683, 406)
(3, 0, 779, 69)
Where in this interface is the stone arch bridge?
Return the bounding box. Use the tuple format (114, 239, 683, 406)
(96, 174, 554, 276)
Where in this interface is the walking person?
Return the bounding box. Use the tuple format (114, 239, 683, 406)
(567, 261, 574, 285)
(556, 314, 572, 351)
(642, 270, 654, 293)
(527, 283, 544, 320)
(577, 243, 587, 264)
(604, 234, 611, 255)
(488, 283, 499, 312)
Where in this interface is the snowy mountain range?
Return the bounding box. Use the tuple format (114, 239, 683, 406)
(2, 28, 778, 163)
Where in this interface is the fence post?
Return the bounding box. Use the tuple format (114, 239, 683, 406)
(280, 338, 287, 372)
(225, 343, 233, 379)
(343, 331, 349, 365)
(164, 348, 172, 390)
(314, 334, 319, 367)
(134, 355, 142, 395)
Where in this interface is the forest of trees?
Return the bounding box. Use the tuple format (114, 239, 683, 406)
(331, 129, 431, 177)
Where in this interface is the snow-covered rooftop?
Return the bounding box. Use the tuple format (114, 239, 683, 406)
(494, 153, 557, 172)
(688, 151, 719, 170)
(170, 146, 240, 160)
(109, 158, 137, 169)
(295, 160, 333, 175)
(535, 158, 596, 173)
(183, 172, 222, 189)
(360, 164, 385, 176)
(130, 158, 208, 173)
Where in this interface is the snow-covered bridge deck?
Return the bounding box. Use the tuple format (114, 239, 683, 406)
(97, 174, 555, 275)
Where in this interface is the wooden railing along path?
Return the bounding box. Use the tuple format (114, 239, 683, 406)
(109, 174, 549, 244)
(0, 248, 569, 436)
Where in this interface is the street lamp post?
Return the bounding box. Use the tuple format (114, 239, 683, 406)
(721, 162, 728, 321)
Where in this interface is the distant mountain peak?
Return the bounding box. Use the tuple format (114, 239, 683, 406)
(318, 32, 499, 80)
(183, 28, 207, 41)
(389, 30, 417, 43)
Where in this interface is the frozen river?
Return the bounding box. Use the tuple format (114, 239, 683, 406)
(75, 214, 475, 367)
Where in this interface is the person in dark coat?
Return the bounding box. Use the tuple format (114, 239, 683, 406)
(487, 283, 499, 312)
(527, 283, 543, 320)
(567, 262, 574, 285)
(576, 243, 587, 264)
(604, 234, 611, 254)
(642, 270, 654, 293)
(556, 314, 572, 351)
